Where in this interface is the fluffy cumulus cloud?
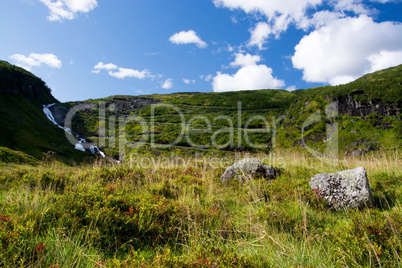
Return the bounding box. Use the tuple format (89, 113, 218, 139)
(39, 0, 98, 21)
(248, 22, 272, 49)
(92, 62, 151, 79)
(332, 0, 371, 14)
(169, 30, 207, 48)
(214, 0, 397, 51)
(292, 15, 402, 85)
(93, 62, 118, 70)
(10, 53, 62, 71)
(109, 68, 151, 79)
(214, 0, 322, 37)
(230, 53, 261, 67)
(212, 53, 285, 92)
(162, 78, 174, 89)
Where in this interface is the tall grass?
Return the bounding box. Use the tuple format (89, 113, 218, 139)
(0, 150, 400, 267)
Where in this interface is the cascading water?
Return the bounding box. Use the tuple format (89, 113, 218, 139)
(43, 104, 105, 158)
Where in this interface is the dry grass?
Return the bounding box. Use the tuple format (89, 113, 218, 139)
(0, 149, 400, 267)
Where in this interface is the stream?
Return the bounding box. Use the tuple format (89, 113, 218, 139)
(43, 104, 105, 158)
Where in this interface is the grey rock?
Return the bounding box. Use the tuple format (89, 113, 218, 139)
(221, 158, 275, 183)
(310, 167, 374, 209)
(336, 90, 400, 117)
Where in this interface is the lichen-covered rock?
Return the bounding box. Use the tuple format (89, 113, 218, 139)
(310, 167, 374, 209)
(221, 158, 275, 183)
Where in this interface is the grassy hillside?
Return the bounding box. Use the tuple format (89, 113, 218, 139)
(0, 62, 400, 267)
(0, 61, 87, 163)
(0, 61, 57, 105)
(0, 61, 400, 162)
(278, 65, 402, 152)
(0, 151, 400, 267)
(0, 93, 88, 163)
(68, 65, 401, 160)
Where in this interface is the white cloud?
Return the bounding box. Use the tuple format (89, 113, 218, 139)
(300, 10, 345, 29)
(93, 62, 118, 70)
(169, 30, 207, 48)
(214, 0, 322, 36)
(183, 78, 195, 84)
(212, 53, 285, 92)
(368, 51, 402, 72)
(292, 15, 402, 85)
(230, 53, 261, 67)
(214, 0, 390, 42)
(286, 85, 297, 91)
(162, 78, 174, 89)
(10, 53, 62, 71)
(108, 68, 151, 79)
(92, 62, 151, 79)
(248, 22, 272, 49)
(332, 0, 372, 14)
(39, 0, 97, 21)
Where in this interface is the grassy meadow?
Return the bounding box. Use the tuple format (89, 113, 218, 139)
(0, 150, 400, 267)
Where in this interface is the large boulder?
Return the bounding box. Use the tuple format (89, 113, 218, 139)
(310, 167, 374, 209)
(221, 158, 275, 183)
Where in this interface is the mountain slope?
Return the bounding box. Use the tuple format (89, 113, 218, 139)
(65, 65, 401, 159)
(0, 60, 400, 162)
(278, 65, 401, 154)
(0, 61, 87, 163)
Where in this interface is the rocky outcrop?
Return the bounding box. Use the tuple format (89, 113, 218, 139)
(100, 96, 162, 116)
(47, 97, 162, 126)
(0, 60, 57, 105)
(310, 167, 374, 209)
(221, 158, 275, 183)
(47, 104, 71, 126)
(336, 90, 400, 117)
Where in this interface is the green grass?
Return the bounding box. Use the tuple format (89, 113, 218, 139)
(0, 147, 38, 165)
(0, 93, 87, 163)
(64, 65, 401, 161)
(1, 61, 400, 163)
(0, 150, 400, 267)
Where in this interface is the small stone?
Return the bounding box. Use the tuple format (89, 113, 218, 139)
(221, 158, 275, 183)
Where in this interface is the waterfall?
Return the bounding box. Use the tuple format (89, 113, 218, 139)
(43, 104, 106, 158)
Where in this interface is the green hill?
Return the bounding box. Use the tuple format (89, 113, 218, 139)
(0, 60, 400, 162)
(66, 65, 401, 160)
(0, 60, 87, 163)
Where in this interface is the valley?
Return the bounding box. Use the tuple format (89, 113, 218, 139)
(0, 60, 401, 267)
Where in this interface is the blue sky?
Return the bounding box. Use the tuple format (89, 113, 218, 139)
(1, 0, 401, 102)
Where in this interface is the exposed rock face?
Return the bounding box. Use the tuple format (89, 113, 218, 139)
(221, 158, 275, 183)
(100, 96, 162, 115)
(48, 97, 162, 126)
(48, 104, 71, 126)
(0, 60, 57, 105)
(336, 90, 400, 117)
(310, 167, 374, 209)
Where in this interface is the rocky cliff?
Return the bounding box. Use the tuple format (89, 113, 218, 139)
(0, 60, 57, 105)
(336, 90, 400, 117)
